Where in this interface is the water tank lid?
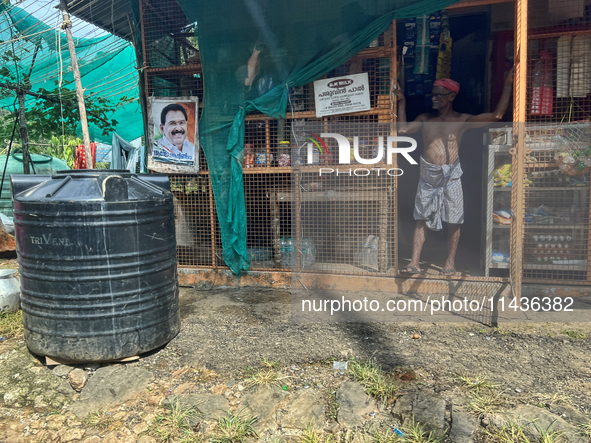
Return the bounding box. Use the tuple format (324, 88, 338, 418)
(12, 171, 171, 203)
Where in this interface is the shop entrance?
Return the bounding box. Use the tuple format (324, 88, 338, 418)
(397, 12, 494, 278)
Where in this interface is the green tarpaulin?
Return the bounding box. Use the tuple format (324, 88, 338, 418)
(0, 3, 143, 144)
(176, 0, 458, 274)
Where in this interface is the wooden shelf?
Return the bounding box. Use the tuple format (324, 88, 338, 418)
(145, 64, 202, 74)
(526, 186, 588, 191)
(244, 106, 393, 121)
(525, 162, 556, 169)
(495, 186, 587, 191)
(524, 263, 587, 271)
(525, 224, 587, 229)
(495, 223, 588, 229)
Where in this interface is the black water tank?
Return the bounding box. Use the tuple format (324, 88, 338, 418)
(11, 170, 180, 362)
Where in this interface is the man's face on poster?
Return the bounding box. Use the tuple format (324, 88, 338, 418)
(160, 110, 188, 149)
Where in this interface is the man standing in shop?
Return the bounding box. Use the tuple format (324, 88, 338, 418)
(396, 69, 514, 276)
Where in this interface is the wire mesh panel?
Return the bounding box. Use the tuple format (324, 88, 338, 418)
(288, 121, 400, 277)
(139, 0, 198, 71)
(170, 174, 216, 267)
(521, 0, 591, 284)
(523, 124, 591, 283)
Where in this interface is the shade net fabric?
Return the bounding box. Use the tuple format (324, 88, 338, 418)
(0, 3, 142, 143)
(176, 0, 458, 275)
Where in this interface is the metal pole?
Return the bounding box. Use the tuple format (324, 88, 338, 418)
(59, 0, 92, 168)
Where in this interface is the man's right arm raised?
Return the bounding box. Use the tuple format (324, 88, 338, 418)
(395, 82, 424, 134)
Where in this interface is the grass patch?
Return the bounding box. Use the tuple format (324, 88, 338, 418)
(348, 359, 400, 403)
(301, 426, 332, 443)
(577, 423, 591, 438)
(0, 310, 23, 338)
(211, 411, 257, 443)
(531, 393, 570, 407)
(468, 391, 504, 417)
(454, 374, 500, 394)
(244, 368, 289, 389)
(372, 429, 402, 443)
(260, 356, 280, 370)
(327, 392, 340, 420)
(484, 419, 529, 443)
(485, 419, 565, 443)
(561, 330, 586, 340)
(84, 410, 117, 431)
(149, 396, 202, 443)
(401, 417, 445, 443)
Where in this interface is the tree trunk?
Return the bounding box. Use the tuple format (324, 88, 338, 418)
(17, 91, 30, 174)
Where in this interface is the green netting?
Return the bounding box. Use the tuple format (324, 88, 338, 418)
(0, 3, 142, 144)
(177, 0, 458, 275)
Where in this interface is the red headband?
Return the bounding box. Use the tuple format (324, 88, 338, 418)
(433, 79, 460, 94)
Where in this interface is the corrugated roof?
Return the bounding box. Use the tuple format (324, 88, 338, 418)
(67, 0, 190, 42)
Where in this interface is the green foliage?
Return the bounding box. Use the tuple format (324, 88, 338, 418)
(47, 135, 79, 169)
(24, 82, 119, 141)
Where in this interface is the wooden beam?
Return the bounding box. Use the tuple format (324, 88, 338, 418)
(510, 0, 527, 300)
(447, 0, 513, 9)
(59, 0, 92, 168)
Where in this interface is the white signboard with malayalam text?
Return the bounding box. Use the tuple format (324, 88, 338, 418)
(314, 73, 371, 118)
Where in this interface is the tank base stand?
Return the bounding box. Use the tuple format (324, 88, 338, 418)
(44, 355, 140, 367)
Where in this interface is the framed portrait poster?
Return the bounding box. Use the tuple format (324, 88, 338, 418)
(147, 96, 199, 174)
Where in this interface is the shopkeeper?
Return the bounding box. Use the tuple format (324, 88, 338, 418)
(395, 68, 514, 276)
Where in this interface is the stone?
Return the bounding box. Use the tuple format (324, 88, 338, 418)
(51, 364, 77, 377)
(277, 389, 325, 429)
(548, 404, 590, 427)
(69, 369, 89, 392)
(172, 393, 229, 420)
(450, 403, 478, 443)
(46, 414, 67, 430)
(102, 429, 137, 443)
(82, 437, 101, 443)
(58, 428, 86, 442)
(71, 366, 153, 418)
(137, 436, 157, 443)
(57, 381, 78, 399)
(483, 412, 507, 428)
(411, 391, 447, 436)
(391, 395, 412, 423)
(211, 383, 227, 396)
(508, 405, 586, 443)
(242, 385, 290, 431)
(66, 417, 83, 427)
(336, 382, 374, 429)
(392, 390, 446, 437)
(0, 345, 70, 410)
(133, 423, 149, 434)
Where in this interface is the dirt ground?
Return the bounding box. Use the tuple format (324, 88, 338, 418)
(160, 286, 591, 413)
(1, 254, 591, 441)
